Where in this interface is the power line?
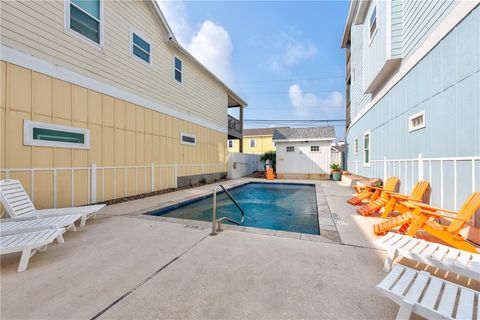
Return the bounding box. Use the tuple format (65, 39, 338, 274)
(229, 76, 343, 84)
(245, 119, 345, 122)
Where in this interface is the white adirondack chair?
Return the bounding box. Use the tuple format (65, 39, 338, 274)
(377, 264, 479, 320)
(1, 226, 65, 272)
(0, 179, 105, 227)
(0, 214, 83, 233)
(375, 232, 480, 281)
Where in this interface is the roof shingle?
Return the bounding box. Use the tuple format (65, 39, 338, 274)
(272, 127, 336, 141)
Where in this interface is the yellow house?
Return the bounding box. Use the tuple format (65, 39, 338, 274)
(0, 0, 246, 210)
(228, 128, 287, 154)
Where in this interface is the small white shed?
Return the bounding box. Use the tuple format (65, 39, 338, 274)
(273, 127, 336, 180)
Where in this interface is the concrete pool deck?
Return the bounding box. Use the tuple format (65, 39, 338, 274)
(1, 179, 399, 319)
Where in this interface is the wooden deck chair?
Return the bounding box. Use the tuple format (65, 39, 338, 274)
(403, 192, 480, 253)
(373, 211, 417, 236)
(374, 232, 480, 279)
(1, 226, 65, 272)
(347, 176, 399, 205)
(0, 179, 105, 227)
(377, 264, 479, 320)
(358, 181, 428, 217)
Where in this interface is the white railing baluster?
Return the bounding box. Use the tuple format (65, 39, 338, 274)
(53, 169, 57, 208)
(31, 170, 35, 204)
(151, 163, 155, 192)
(453, 159, 457, 210)
(71, 168, 74, 206)
(472, 159, 475, 193)
(440, 159, 444, 208)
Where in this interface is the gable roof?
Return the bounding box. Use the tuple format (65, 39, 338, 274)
(148, 1, 247, 107)
(272, 127, 336, 142)
(244, 127, 289, 136)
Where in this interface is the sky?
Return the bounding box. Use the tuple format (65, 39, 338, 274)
(158, 1, 350, 140)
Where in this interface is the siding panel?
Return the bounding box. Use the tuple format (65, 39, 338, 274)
(0, 0, 230, 128)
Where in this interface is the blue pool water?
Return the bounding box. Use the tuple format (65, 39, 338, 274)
(149, 182, 319, 235)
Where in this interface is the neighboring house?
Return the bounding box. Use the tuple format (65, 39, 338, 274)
(341, 1, 480, 225)
(0, 0, 246, 209)
(228, 127, 288, 154)
(273, 127, 336, 180)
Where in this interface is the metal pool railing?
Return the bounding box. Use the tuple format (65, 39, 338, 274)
(211, 184, 245, 235)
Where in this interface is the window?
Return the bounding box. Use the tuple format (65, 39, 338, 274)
(24, 120, 90, 149)
(363, 131, 370, 166)
(180, 133, 196, 146)
(310, 146, 320, 152)
(286, 146, 294, 152)
(67, 0, 102, 45)
(131, 31, 151, 64)
(228, 140, 233, 148)
(369, 6, 377, 42)
(409, 111, 426, 132)
(250, 139, 256, 148)
(354, 138, 359, 155)
(174, 57, 182, 83)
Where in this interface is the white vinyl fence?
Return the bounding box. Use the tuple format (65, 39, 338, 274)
(227, 153, 264, 179)
(0, 163, 226, 209)
(348, 155, 480, 224)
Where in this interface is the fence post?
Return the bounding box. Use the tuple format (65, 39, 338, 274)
(151, 163, 155, 192)
(174, 163, 178, 189)
(91, 163, 97, 203)
(383, 156, 387, 182)
(418, 153, 423, 181)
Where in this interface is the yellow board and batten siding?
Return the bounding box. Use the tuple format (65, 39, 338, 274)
(0, 0, 228, 128)
(228, 136, 276, 154)
(0, 1, 237, 210)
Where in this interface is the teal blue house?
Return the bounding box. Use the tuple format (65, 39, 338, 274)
(341, 1, 479, 226)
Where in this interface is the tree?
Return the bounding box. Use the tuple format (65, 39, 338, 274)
(260, 151, 276, 171)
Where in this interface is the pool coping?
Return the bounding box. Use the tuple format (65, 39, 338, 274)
(127, 178, 341, 244)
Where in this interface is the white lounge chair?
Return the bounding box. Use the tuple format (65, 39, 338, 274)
(1, 226, 65, 272)
(375, 232, 480, 281)
(377, 264, 479, 320)
(0, 179, 105, 227)
(0, 214, 82, 233)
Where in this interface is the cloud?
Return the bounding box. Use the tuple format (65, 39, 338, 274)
(270, 34, 317, 72)
(158, 1, 234, 84)
(187, 21, 233, 83)
(288, 84, 343, 117)
(157, 1, 191, 46)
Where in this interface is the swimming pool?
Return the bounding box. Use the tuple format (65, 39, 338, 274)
(149, 182, 320, 235)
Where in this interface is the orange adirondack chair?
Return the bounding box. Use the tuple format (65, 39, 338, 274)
(358, 181, 428, 217)
(373, 211, 417, 236)
(402, 192, 480, 253)
(347, 176, 399, 205)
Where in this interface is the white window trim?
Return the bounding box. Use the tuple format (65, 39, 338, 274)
(354, 137, 359, 155)
(286, 146, 294, 152)
(227, 139, 233, 148)
(64, 0, 104, 49)
(310, 146, 320, 152)
(368, 4, 378, 46)
(24, 120, 90, 149)
(250, 139, 256, 148)
(409, 111, 426, 132)
(363, 130, 371, 167)
(180, 132, 196, 146)
(129, 28, 152, 66)
(173, 55, 183, 84)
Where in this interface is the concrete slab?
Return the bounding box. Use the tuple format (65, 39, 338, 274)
(0, 216, 209, 320)
(318, 181, 383, 249)
(100, 230, 397, 320)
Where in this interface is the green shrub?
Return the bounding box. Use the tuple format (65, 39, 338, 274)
(260, 151, 276, 171)
(330, 163, 341, 171)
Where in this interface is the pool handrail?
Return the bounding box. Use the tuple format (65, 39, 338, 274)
(211, 184, 245, 235)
